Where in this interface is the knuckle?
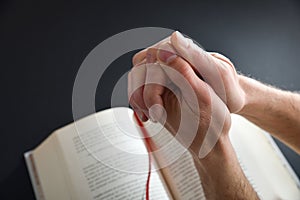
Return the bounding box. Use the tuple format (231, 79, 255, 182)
(218, 61, 236, 82)
(132, 54, 140, 65)
(199, 85, 212, 107)
(201, 95, 211, 108)
(146, 48, 158, 62)
(132, 50, 147, 65)
(211, 52, 235, 70)
(219, 61, 231, 74)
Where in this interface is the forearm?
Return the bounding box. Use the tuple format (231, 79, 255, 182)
(190, 136, 259, 200)
(238, 75, 300, 153)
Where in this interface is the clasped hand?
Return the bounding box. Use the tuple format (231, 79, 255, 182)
(128, 31, 245, 158)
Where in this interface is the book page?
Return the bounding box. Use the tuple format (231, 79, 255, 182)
(229, 114, 300, 199)
(55, 107, 169, 200)
(31, 133, 71, 200)
(141, 121, 205, 200)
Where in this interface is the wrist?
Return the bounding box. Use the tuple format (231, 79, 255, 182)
(191, 134, 259, 200)
(236, 75, 264, 117)
(190, 133, 234, 168)
(200, 134, 233, 165)
(191, 129, 259, 199)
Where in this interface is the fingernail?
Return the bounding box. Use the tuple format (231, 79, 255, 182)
(146, 52, 156, 63)
(157, 49, 177, 64)
(174, 31, 189, 48)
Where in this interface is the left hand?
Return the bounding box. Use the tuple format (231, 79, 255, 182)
(132, 31, 246, 114)
(128, 42, 231, 157)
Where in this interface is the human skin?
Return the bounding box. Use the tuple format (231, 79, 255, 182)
(128, 32, 257, 199)
(129, 31, 300, 199)
(237, 76, 300, 154)
(132, 31, 300, 154)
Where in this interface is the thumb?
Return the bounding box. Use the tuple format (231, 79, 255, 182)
(170, 31, 226, 103)
(155, 43, 210, 111)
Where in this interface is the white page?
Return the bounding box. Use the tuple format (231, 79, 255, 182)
(56, 107, 169, 200)
(31, 133, 71, 200)
(230, 114, 300, 199)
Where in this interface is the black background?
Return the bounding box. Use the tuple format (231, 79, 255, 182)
(1, 0, 300, 199)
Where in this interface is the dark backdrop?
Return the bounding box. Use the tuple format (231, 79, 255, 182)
(1, 0, 300, 199)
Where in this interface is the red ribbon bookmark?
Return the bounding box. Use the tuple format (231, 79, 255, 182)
(133, 112, 153, 200)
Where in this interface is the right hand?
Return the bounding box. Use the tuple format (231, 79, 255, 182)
(133, 31, 246, 114)
(128, 41, 231, 158)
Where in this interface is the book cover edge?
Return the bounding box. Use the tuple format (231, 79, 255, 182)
(24, 151, 43, 200)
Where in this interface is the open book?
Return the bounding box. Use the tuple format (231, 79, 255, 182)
(24, 107, 300, 199)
